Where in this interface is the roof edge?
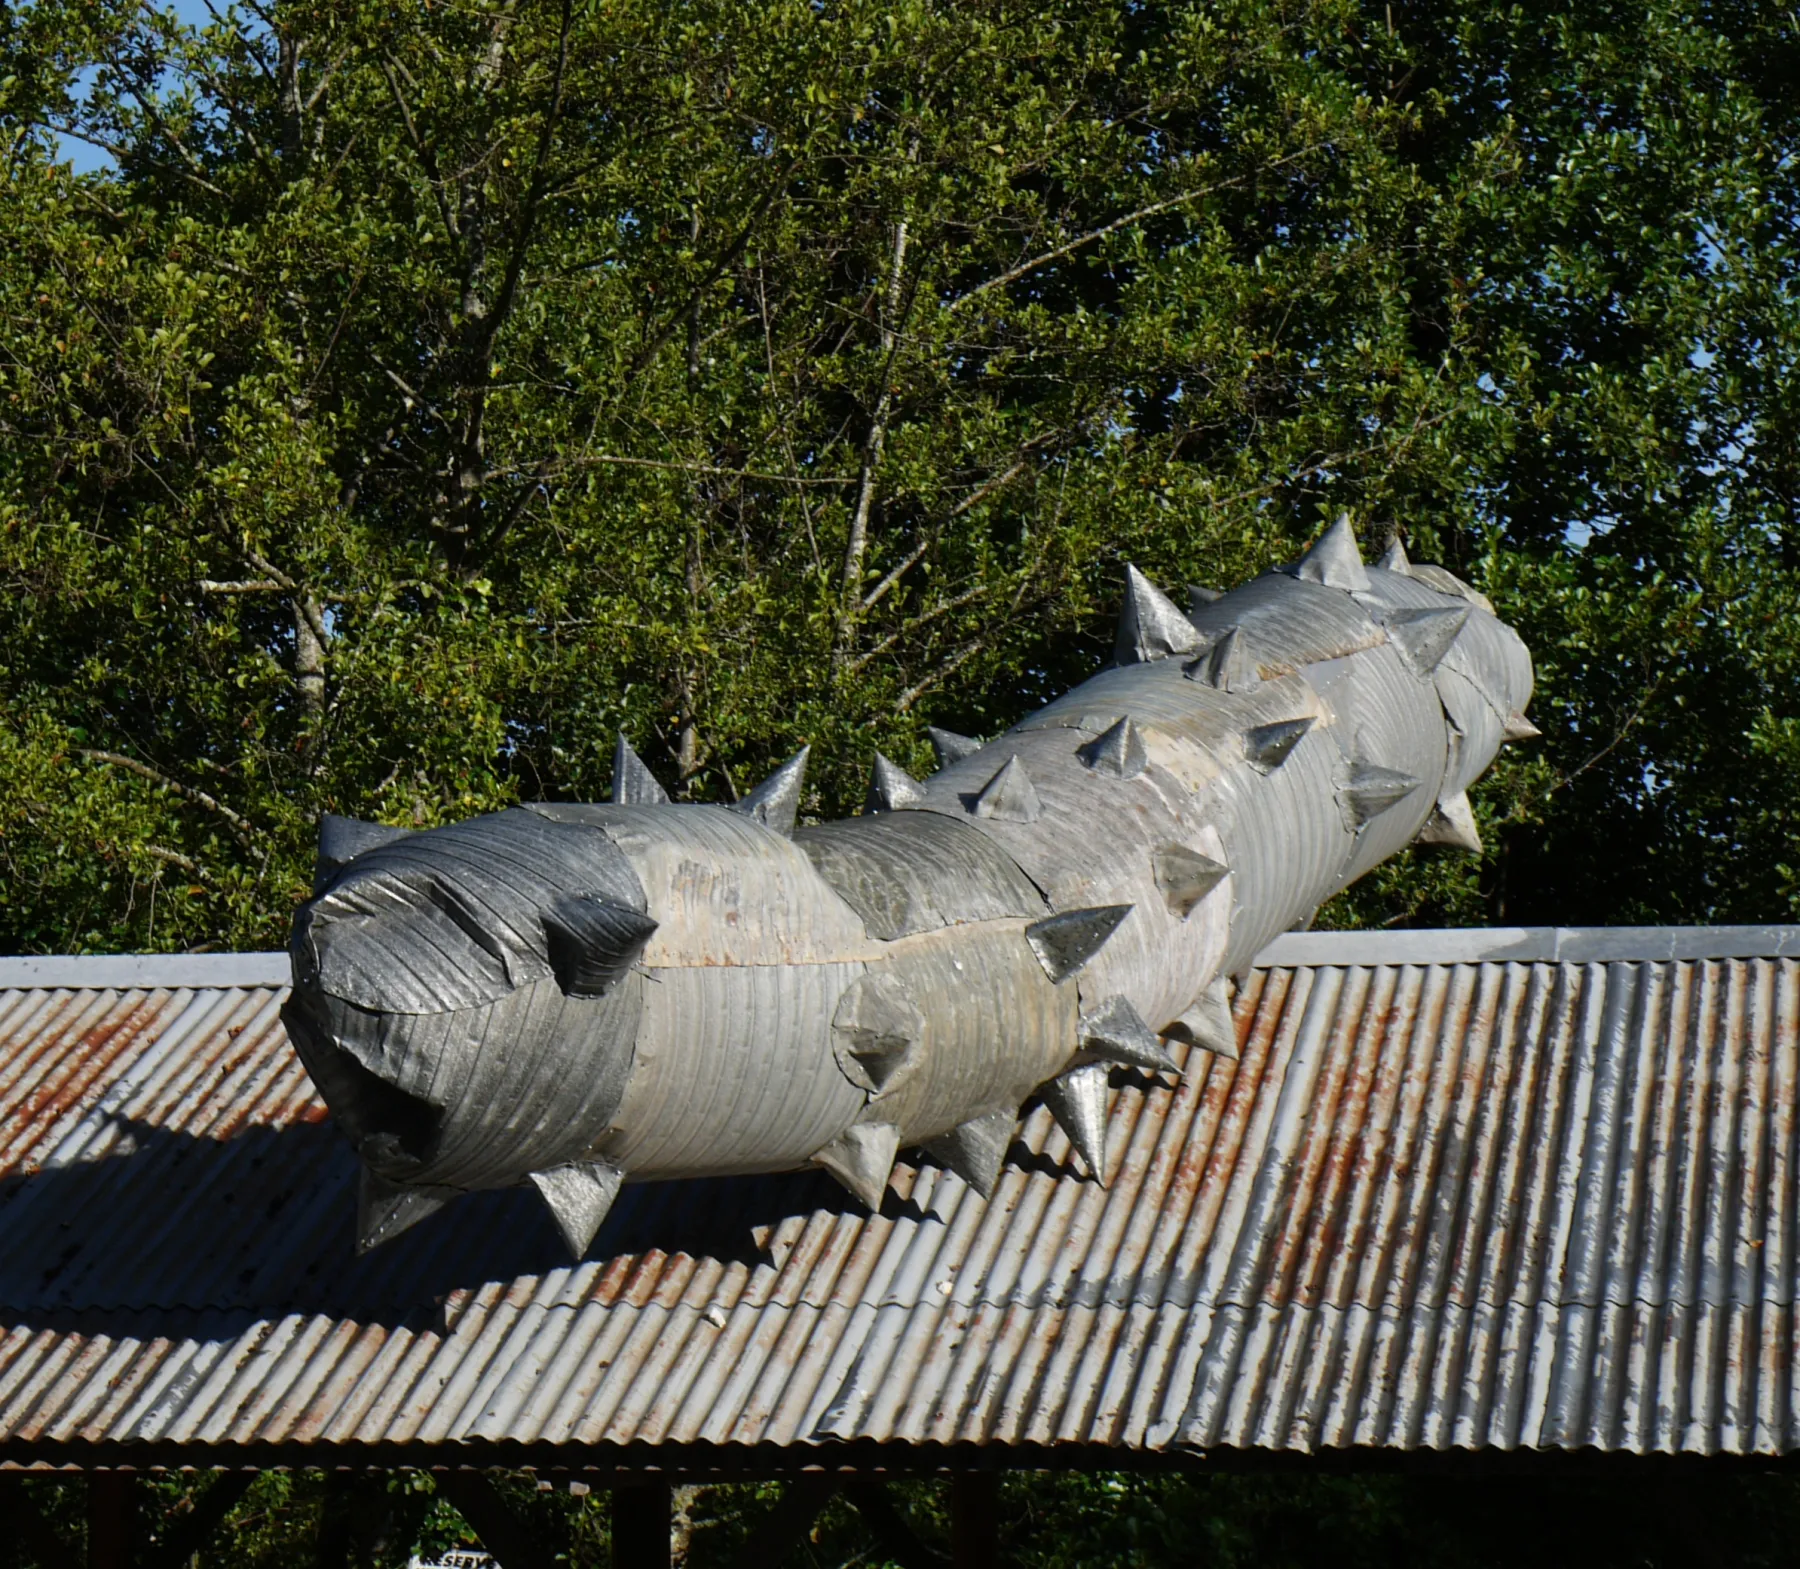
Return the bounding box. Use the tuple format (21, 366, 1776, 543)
(1253, 924, 1800, 967)
(5, 1435, 1787, 1472)
(0, 952, 292, 990)
(3, 926, 1799, 990)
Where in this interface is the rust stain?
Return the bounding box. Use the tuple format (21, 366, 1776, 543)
(3, 945, 1799, 1456)
(1, 994, 166, 1174)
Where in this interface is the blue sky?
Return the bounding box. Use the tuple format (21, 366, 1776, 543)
(56, 0, 240, 175)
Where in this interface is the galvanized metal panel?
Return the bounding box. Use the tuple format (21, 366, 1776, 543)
(527, 803, 882, 967)
(0, 954, 292, 990)
(2, 933, 1798, 1459)
(851, 921, 1076, 1147)
(907, 728, 1232, 1033)
(603, 961, 868, 1179)
(794, 813, 1047, 940)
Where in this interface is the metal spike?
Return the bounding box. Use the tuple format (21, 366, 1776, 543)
(1182, 626, 1260, 691)
(1377, 535, 1411, 573)
(529, 1159, 625, 1259)
(1502, 713, 1542, 744)
(1165, 977, 1239, 1060)
(1385, 604, 1470, 676)
(1243, 717, 1314, 775)
(733, 746, 809, 836)
(813, 1121, 900, 1210)
(831, 972, 923, 1094)
(1115, 564, 1202, 665)
(926, 726, 983, 767)
(970, 755, 1042, 823)
(1078, 716, 1147, 779)
(1288, 514, 1371, 593)
(866, 752, 926, 813)
(318, 815, 412, 862)
(1152, 844, 1230, 919)
(612, 734, 670, 806)
(1025, 904, 1133, 984)
(1039, 1064, 1109, 1183)
(1408, 562, 1494, 613)
(1187, 585, 1224, 615)
(1079, 994, 1177, 1073)
(1337, 762, 1422, 829)
(922, 1108, 1017, 1198)
(1416, 791, 1483, 854)
(315, 816, 413, 892)
(356, 1169, 452, 1255)
(543, 896, 658, 998)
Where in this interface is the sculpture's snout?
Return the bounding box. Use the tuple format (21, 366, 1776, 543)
(282, 808, 655, 1248)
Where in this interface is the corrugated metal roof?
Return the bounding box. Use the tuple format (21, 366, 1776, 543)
(2, 928, 1797, 1460)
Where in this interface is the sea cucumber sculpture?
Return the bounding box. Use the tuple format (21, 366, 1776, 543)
(283, 521, 1535, 1255)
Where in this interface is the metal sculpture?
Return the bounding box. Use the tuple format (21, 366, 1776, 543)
(283, 521, 1535, 1255)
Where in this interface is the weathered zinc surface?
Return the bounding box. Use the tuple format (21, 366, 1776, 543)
(284, 522, 1537, 1257)
(2, 928, 1798, 1459)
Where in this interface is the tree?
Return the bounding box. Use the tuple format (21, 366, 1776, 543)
(0, 1, 1796, 958)
(4, 3, 1800, 1561)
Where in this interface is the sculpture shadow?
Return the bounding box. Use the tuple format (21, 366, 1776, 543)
(994, 1140, 1091, 1184)
(0, 1116, 868, 1340)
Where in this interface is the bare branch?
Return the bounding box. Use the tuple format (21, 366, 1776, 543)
(372, 357, 435, 413)
(303, 49, 348, 113)
(196, 579, 286, 594)
(833, 215, 914, 667)
(170, 37, 274, 170)
(1196, 401, 1463, 515)
(1552, 675, 1665, 794)
(525, 452, 847, 486)
(617, 158, 801, 391)
(482, 0, 572, 348)
(295, 591, 326, 722)
(380, 57, 460, 239)
(144, 844, 202, 874)
(895, 638, 986, 713)
(860, 447, 1044, 613)
(845, 581, 989, 676)
(306, 263, 368, 394)
(203, 0, 278, 90)
(445, 1, 571, 573)
(482, 160, 802, 567)
(75, 751, 255, 842)
(37, 119, 137, 168)
(103, 42, 230, 197)
(239, 548, 297, 590)
(948, 145, 1322, 310)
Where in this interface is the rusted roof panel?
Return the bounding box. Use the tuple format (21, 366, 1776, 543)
(1, 929, 1797, 1458)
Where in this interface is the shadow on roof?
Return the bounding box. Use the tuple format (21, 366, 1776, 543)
(0, 1115, 882, 1337)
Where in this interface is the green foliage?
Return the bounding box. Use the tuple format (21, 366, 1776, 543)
(2, 9, 1796, 1562)
(3, 7, 1799, 1562)
(0, 1, 1796, 951)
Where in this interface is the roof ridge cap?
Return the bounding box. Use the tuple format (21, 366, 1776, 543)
(1254, 924, 1800, 967)
(0, 954, 292, 990)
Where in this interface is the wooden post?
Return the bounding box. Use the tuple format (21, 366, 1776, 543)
(315, 1471, 353, 1569)
(950, 1474, 999, 1569)
(839, 1483, 946, 1569)
(87, 1473, 136, 1569)
(612, 1479, 672, 1569)
(150, 1472, 256, 1568)
(434, 1472, 559, 1569)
